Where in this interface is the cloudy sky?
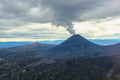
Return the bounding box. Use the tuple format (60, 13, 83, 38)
(0, 0, 120, 42)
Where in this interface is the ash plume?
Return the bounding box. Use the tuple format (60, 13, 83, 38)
(54, 22, 76, 34)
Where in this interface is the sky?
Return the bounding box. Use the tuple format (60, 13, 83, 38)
(0, 0, 120, 42)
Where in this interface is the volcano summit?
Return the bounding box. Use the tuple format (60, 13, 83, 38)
(46, 34, 113, 58)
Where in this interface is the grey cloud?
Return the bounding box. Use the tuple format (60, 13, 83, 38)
(39, 0, 100, 33)
(0, 0, 120, 36)
(0, 32, 69, 39)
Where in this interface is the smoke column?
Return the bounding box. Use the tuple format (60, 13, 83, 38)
(54, 22, 76, 34)
(65, 23, 76, 34)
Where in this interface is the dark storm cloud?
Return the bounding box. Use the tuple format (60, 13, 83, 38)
(0, 0, 120, 36)
(38, 0, 120, 34)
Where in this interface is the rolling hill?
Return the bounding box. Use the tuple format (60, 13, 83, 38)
(9, 42, 56, 51)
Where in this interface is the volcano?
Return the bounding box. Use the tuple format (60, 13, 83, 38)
(47, 34, 110, 58)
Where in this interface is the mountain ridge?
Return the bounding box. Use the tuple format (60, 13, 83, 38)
(9, 42, 56, 51)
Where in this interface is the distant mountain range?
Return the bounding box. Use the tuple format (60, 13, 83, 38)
(0, 42, 56, 59)
(0, 39, 120, 48)
(9, 42, 56, 51)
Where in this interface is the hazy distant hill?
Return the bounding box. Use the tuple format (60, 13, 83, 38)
(0, 42, 56, 62)
(0, 47, 4, 49)
(9, 42, 56, 51)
